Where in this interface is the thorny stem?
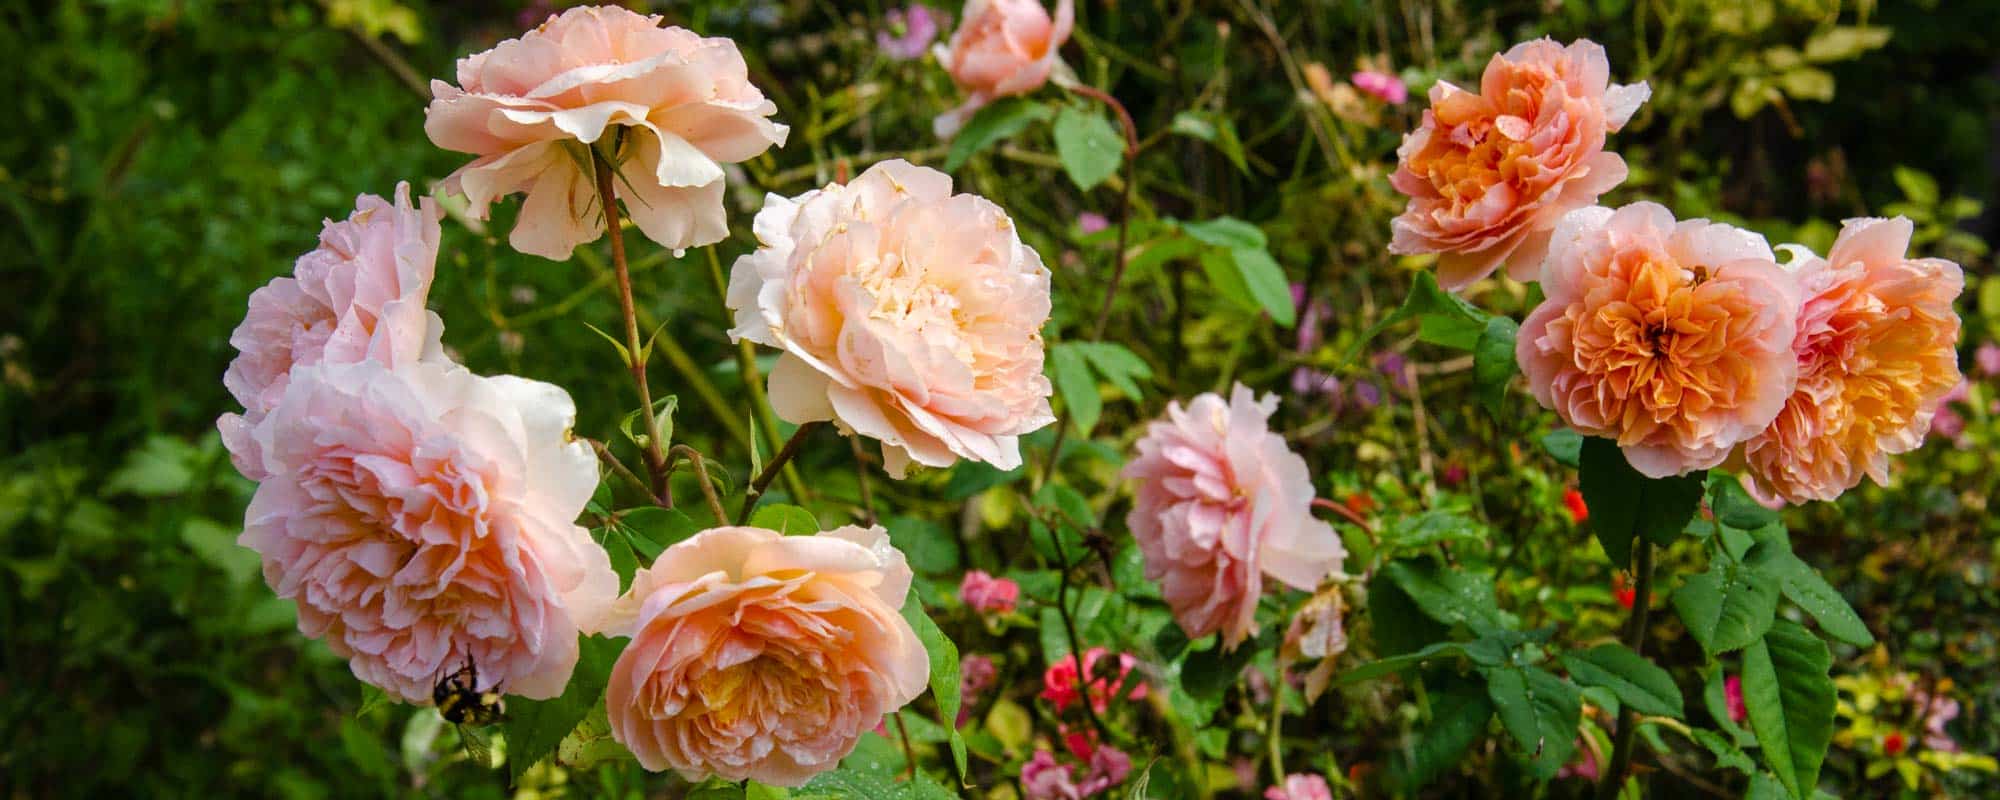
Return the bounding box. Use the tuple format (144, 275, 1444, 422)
(669, 445, 727, 525)
(737, 421, 824, 523)
(592, 150, 671, 503)
(590, 439, 663, 507)
(1047, 508, 1114, 745)
(1597, 541, 1657, 800)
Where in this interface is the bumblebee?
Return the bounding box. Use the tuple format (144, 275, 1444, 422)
(433, 659, 506, 726)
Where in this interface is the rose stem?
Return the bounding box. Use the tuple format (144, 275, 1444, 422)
(737, 421, 824, 523)
(591, 148, 671, 504)
(1597, 541, 1656, 799)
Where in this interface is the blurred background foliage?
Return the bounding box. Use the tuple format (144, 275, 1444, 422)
(3, 0, 1996, 797)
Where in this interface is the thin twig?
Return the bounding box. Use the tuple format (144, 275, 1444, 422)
(590, 439, 663, 507)
(1597, 542, 1656, 799)
(592, 149, 671, 501)
(343, 27, 428, 100)
(1066, 84, 1142, 343)
(891, 711, 919, 782)
(737, 422, 824, 523)
(669, 445, 728, 524)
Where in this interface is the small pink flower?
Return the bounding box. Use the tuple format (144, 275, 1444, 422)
(1351, 70, 1407, 104)
(1122, 385, 1347, 647)
(959, 654, 998, 725)
(1739, 217, 1965, 504)
(425, 6, 788, 259)
(600, 525, 929, 786)
(878, 6, 943, 61)
(1265, 772, 1334, 800)
(1040, 647, 1144, 714)
(217, 184, 443, 480)
(1077, 211, 1109, 234)
(1976, 342, 2000, 377)
(1078, 745, 1132, 796)
(1726, 675, 1748, 724)
(960, 570, 1020, 614)
(1557, 742, 1601, 781)
(1516, 203, 1800, 477)
(1390, 38, 1650, 290)
(932, 0, 1074, 137)
(1021, 750, 1080, 800)
(239, 360, 616, 704)
(1918, 691, 1962, 752)
(727, 159, 1055, 478)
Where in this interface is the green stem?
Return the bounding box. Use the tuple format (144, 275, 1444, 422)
(669, 445, 728, 525)
(737, 422, 824, 523)
(704, 246, 812, 509)
(1597, 541, 1656, 799)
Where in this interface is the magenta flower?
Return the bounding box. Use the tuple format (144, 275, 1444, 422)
(1352, 69, 1407, 104)
(878, 5, 943, 61)
(960, 569, 1021, 615)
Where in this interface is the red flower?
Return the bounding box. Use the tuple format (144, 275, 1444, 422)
(1041, 648, 1146, 714)
(1612, 573, 1635, 609)
(1884, 732, 1907, 756)
(1563, 488, 1590, 523)
(1343, 492, 1377, 516)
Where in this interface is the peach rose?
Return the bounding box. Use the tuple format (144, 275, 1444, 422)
(1390, 38, 1650, 290)
(425, 5, 788, 260)
(1121, 385, 1347, 649)
(1739, 217, 1963, 504)
(726, 159, 1055, 478)
(217, 183, 443, 480)
(600, 525, 929, 786)
(932, 0, 1074, 137)
(240, 360, 616, 703)
(1516, 203, 1801, 477)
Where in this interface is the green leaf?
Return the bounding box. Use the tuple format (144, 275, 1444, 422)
(689, 779, 746, 800)
(1390, 672, 1495, 791)
(1378, 511, 1488, 553)
(1892, 166, 1939, 207)
(581, 321, 633, 368)
(885, 514, 961, 576)
(106, 435, 201, 496)
(1383, 558, 1507, 634)
(941, 461, 1025, 501)
(1229, 247, 1297, 327)
(1338, 641, 1467, 686)
(1578, 437, 1706, 567)
(1169, 110, 1248, 174)
(1052, 105, 1124, 190)
(1673, 558, 1781, 656)
(749, 504, 819, 536)
(1745, 546, 1874, 647)
(1560, 644, 1684, 718)
(599, 526, 639, 590)
(618, 506, 707, 556)
(1742, 620, 1837, 800)
(1746, 771, 1791, 800)
(901, 589, 969, 778)
(1473, 315, 1519, 418)
(1343, 272, 1488, 363)
(555, 704, 634, 770)
(1182, 639, 1259, 701)
(1049, 343, 1102, 434)
(1196, 247, 1254, 313)
(944, 98, 1052, 171)
(1710, 474, 1781, 530)
(1690, 728, 1758, 774)
(506, 635, 627, 782)
(619, 396, 677, 452)
(182, 518, 259, 585)
(1541, 428, 1583, 468)
(1482, 664, 1582, 779)
(1367, 569, 1450, 658)
(1803, 26, 1892, 63)
(1177, 216, 1266, 250)
(1073, 342, 1153, 401)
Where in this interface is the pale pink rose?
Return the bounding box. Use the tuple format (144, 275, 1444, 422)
(599, 525, 928, 786)
(1265, 773, 1334, 800)
(1351, 70, 1407, 104)
(959, 569, 1020, 614)
(217, 184, 444, 480)
(1022, 750, 1082, 800)
(239, 360, 615, 704)
(1390, 38, 1650, 290)
(425, 6, 788, 260)
(1121, 385, 1347, 648)
(1516, 203, 1800, 478)
(1739, 217, 1964, 504)
(726, 159, 1055, 478)
(932, 0, 1074, 137)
